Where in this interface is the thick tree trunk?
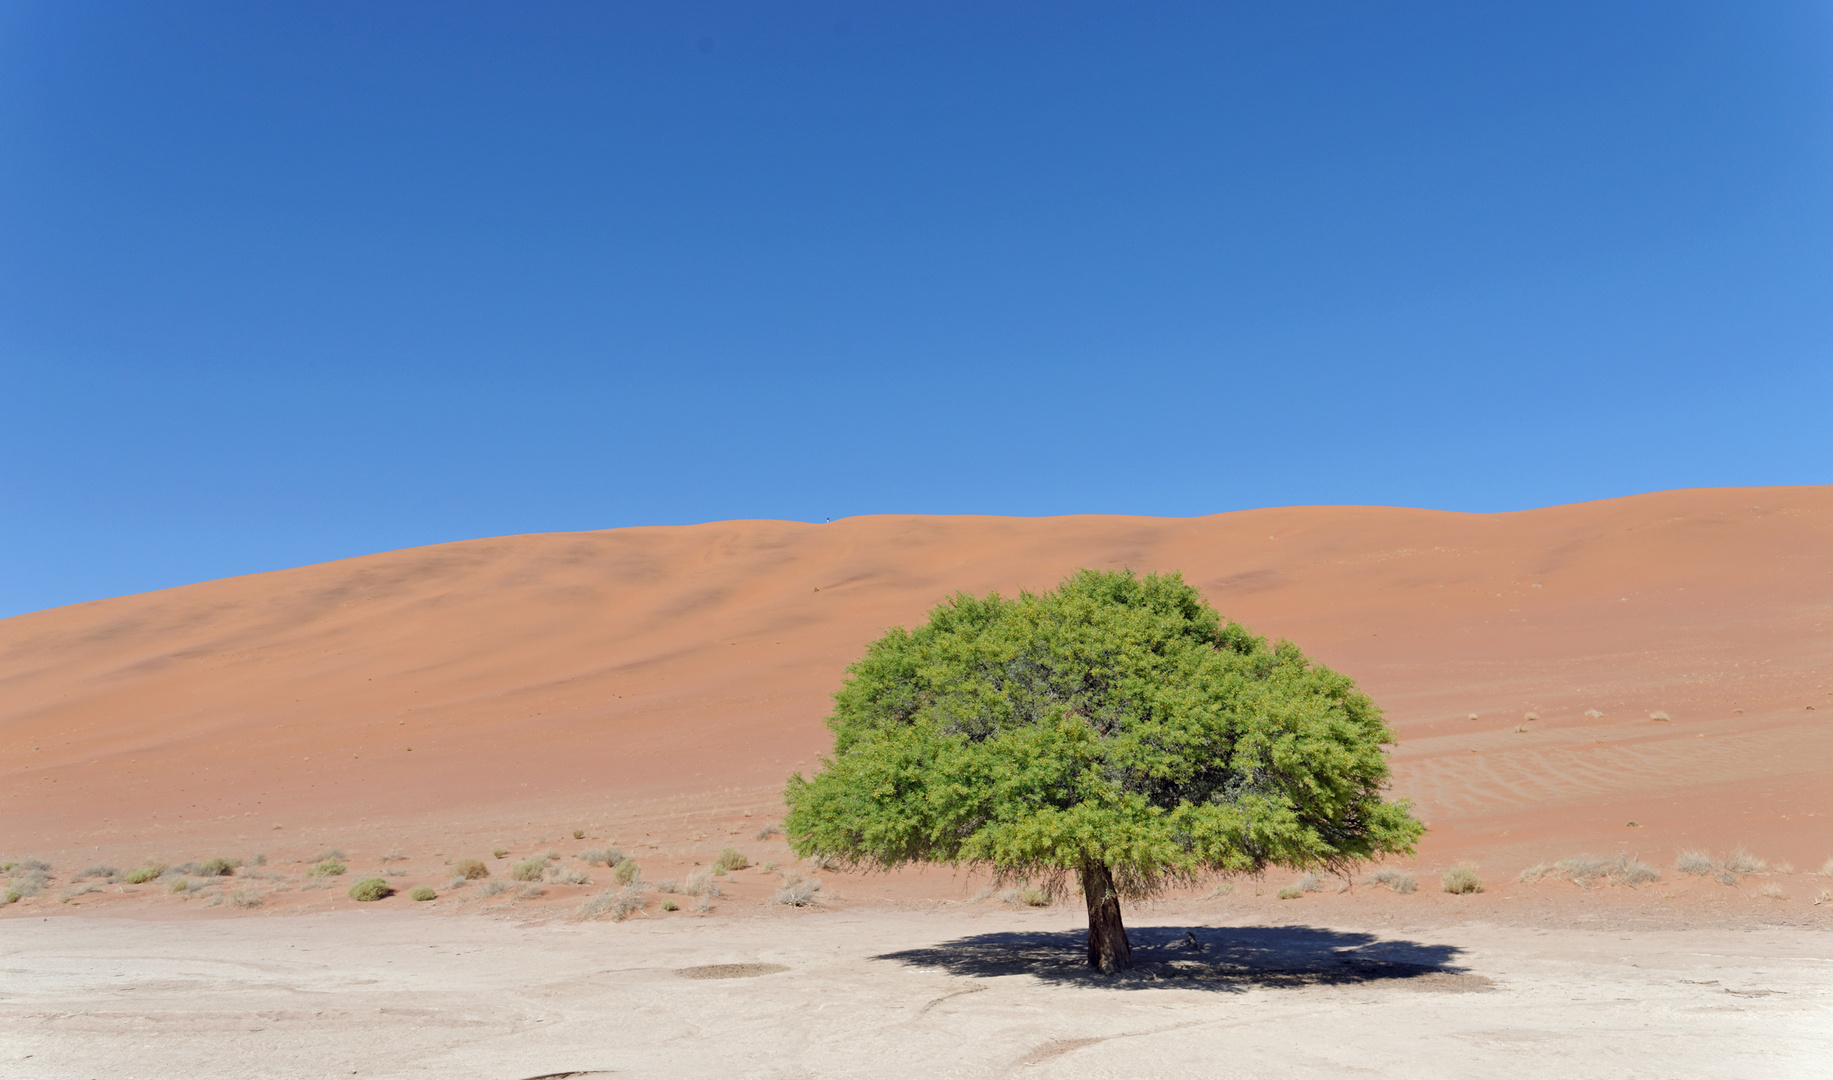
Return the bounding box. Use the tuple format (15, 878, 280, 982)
(1079, 861, 1132, 972)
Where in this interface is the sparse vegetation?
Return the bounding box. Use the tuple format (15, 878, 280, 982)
(1818, 857, 1833, 877)
(613, 858, 642, 885)
(694, 893, 715, 913)
(771, 874, 821, 906)
(684, 869, 723, 897)
(547, 865, 590, 886)
(1297, 873, 1324, 893)
(654, 879, 680, 893)
(197, 857, 239, 877)
(517, 884, 546, 898)
(410, 886, 436, 901)
(809, 853, 843, 871)
(1276, 885, 1304, 900)
(661, 898, 679, 911)
(1441, 866, 1483, 894)
(476, 881, 508, 899)
(1370, 867, 1417, 894)
(1676, 850, 1715, 875)
(1724, 849, 1767, 874)
(444, 876, 469, 890)
(230, 889, 261, 908)
(1649, 711, 1670, 722)
(309, 859, 347, 877)
(4, 890, 20, 904)
(999, 886, 1051, 907)
(581, 886, 646, 920)
(1519, 854, 1659, 888)
(712, 847, 749, 873)
(123, 864, 164, 884)
(380, 852, 406, 863)
(1205, 882, 1235, 898)
(348, 878, 393, 901)
(492, 847, 509, 859)
(76, 864, 119, 881)
(453, 858, 489, 880)
(313, 849, 346, 861)
(167, 878, 192, 894)
(579, 847, 624, 866)
(755, 823, 782, 840)
(1759, 883, 1787, 900)
(572, 829, 586, 840)
(510, 858, 545, 882)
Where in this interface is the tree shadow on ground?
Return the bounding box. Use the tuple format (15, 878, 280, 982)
(874, 924, 1491, 992)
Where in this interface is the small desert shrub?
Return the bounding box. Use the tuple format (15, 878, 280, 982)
(1817, 857, 1833, 877)
(517, 884, 546, 898)
(579, 847, 624, 866)
(1649, 710, 1670, 721)
(1676, 850, 1715, 876)
(76, 864, 119, 881)
(1817, 889, 1833, 906)
(123, 865, 163, 884)
(510, 858, 545, 882)
(1371, 867, 1417, 894)
(309, 860, 347, 877)
(661, 898, 679, 911)
(1524, 711, 1539, 722)
(230, 889, 261, 908)
(249, 853, 267, 866)
(612, 858, 641, 885)
(809, 853, 843, 871)
(492, 847, 509, 859)
(694, 893, 714, 913)
(167, 878, 192, 894)
(381, 852, 406, 863)
(453, 858, 489, 880)
(203, 894, 223, 907)
(654, 879, 680, 894)
(1724, 849, 1768, 874)
(572, 829, 585, 840)
(1442, 866, 1484, 894)
(684, 869, 722, 897)
(1206, 882, 1236, 898)
(712, 848, 749, 873)
(444, 876, 469, 890)
(476, 881, 508, 898)
(581, 886, 646, 920)
(1759, 882, 1787, 900)
(1584, 708, 1604, 719)
(314, 848, 346, 861)
(547, 865, 590, 886)
(754, 823, 782, 841)
(763, 861, 778, 872)
(411, 886, 436, 901)
(1297, 873, 1324, 893)
(999, 886, 1051, 907)
(348, 878, 393, 901)
(1276, 885, 1304, 900)
(197, 857, 239, 877)
(771, 874, 821, 907)
(3, 890, 20, 904)
(1773, 861, 1795, 874)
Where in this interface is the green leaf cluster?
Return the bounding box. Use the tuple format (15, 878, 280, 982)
(784, 569, 1422, 896)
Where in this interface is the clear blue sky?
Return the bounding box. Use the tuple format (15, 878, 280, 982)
(3, 2, 1830, 618)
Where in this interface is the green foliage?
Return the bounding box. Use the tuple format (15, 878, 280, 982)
(309, 860, 347, 877)
(348, 878, 393, 901)
(123, 865, 163, 885)
(784, 569, 1423, 898)
(711, 848, 748, 873)
(197, 857, 239, 877)
(612, 858, 641, 885)
(510, 858, 545, 882)
(410, 886, 437, 901)
(661, 898, 679, 911)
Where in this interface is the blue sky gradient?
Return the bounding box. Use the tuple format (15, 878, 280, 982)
(3, 2, 1830, 617)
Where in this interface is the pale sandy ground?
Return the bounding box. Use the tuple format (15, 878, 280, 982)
(3, 906, 1830, 1080)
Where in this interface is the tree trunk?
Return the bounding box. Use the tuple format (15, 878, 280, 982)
(1079, 861, 1132, 972)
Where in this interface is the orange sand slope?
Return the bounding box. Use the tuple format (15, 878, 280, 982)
(3, 486, 1830, 870)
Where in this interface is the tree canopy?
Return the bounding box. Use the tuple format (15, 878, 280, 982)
(783, 568, 1423, 971)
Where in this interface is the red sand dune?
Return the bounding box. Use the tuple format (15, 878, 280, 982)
(4, 486, 1831, 884)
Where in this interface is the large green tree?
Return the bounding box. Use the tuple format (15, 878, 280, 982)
(783, 569, 1423, 972)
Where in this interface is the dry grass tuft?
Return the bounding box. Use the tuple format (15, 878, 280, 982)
(1370, 867, 1417, 894)
(1276, 885, 1304, 900)
(1759, 883, 1787, 900)
(453, 858, 489, 880)
(517, 884, 546, 899)
(612, 858, 641, 885)
(1723, 849, 1767, 874)
(76, 864, 119, 882)
(579, 847, 624, 867)
(547, 865, 591, 886)
(123, 864, 164, 885)
(1441, 866, 1484, 894)
(998, 886, 1051, 907)
(1676, 850, 1715, 876)
(581, 886, 646, 920)
(476, 881, 508, 899)
(230, 889, 261, 908)
(1205, 882, 1236, 898)
(509, 858, 545, 882)
(712, 848, 749, 873)
(684, 869, 723, 898)
(755, 822, 783, 840)
(1520, 854, 1659, 888)
(1816, 889, 1832, 906)
(1818, 857, 1833, 877)
(771, 874, 822, 907)
(309, 859, 347, 878)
